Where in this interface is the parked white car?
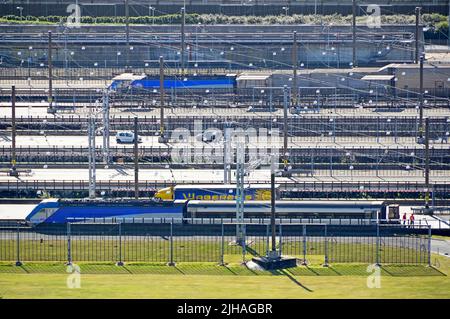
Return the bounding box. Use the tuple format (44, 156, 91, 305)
(195, 129, 222, 143)
(115, 131, 142, 143)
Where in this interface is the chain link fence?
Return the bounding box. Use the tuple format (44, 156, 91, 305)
(0, 223, 431, 266)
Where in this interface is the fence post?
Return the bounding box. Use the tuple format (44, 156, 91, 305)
(67, 222, 72, 265)
(279, 224, 283, 256)
(323, 224, 329, 267)
(220, 223, 225, 266)
(302, 224, 307, 265)
(242, 224, 246, 264)
(427, 226, 432, 267)
(376, 224, 380, 266)
(117, 223, 124, 266)
(168, 222, 175, 266)
(15, 223, 22, 266)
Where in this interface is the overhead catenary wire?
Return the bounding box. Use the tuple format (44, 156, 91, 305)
(3, 10, 450, 186)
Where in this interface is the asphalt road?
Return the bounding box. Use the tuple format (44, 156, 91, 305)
(431, 239, 450, 257)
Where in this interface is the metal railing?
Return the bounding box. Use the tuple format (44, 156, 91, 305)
(0, 223, 432, 266)
(0, 179, 449, 192)
(0, 145, 448, 170)
(1, 115, 449, 137)
(67, 217, 450, 230)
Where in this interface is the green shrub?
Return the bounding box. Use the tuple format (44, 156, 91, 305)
(0, 13, 448, 28)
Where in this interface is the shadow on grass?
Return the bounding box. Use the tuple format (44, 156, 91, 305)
(172, 265, 185, 275)
(280, 269, 314, 292)
(243, 262, 258, 276)
(0, 262, 446, 278)
(305, 266, 320, 276)
(223, 265, 238, 276)
(176, 263, 237, 275)
(245, 247, 261, 258)
(327, 267, 342, 276)
(331, 264, 370, 276)
(19, 265, 29, 274)
(78, 263, 129, 274)
(21, 263, 66, 274)
(123, 263, 181, 275)
(267, 269, 285, 276)
(0, 264, 27, 274)
(121, 266, 133, 275)
(381, 265, 446, 277)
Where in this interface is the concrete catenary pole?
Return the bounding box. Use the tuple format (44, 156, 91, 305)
(180, 7, 186, 76)
(270, 155, 277, 256)
(352, 0, 357, 67)
(10, 86, 17, 176)
(223, 124, 232, 184)
(134, 116, 139, 199)
(48, 31, 53, 112)
(419, 54, 424, 140)
(125, 0, 130, 69)
(235, 141, 245, 245)
(415, 7, 421, 64)
(102, 90, 110, 164)
(125, 1, 130, 43)
(424, 117, 430, 211)
(88, 116, 96, 199)
(283, 85, 289, 161)
(292, 31, 298, 107)
(158, 56, 167, 143)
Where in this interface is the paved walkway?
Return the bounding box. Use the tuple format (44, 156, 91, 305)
(431, 239, 450, 257)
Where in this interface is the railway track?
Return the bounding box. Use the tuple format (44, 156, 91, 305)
(1, 115, 449, 138)
(0, 179, 448, 193)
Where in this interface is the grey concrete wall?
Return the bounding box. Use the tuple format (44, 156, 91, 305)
(393, 65, 450, 95)
(0, 24, 421, 69)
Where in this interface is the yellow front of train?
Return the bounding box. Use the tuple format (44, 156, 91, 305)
(153, 186, 174, 201)
(153, 185, 272, 201)
(255, 189, 272, 200)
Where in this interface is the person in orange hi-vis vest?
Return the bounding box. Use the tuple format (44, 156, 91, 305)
(402, 213, 407, 225)
(409, 213, 415, 227)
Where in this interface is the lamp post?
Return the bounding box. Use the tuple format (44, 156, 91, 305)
(116, 51, 121, 67)
(282, 6, 289, 16)
(28, 46, 32, 79)
(196, 22, 201, 64)
(149, 6, 155, 25)
(16, 7, 23, 20)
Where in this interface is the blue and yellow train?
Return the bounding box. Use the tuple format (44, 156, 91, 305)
(23, 184, 399, 224)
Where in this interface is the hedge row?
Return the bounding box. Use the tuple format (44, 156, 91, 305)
(0, 13, 447, 34)
(0, 13, 200, 25)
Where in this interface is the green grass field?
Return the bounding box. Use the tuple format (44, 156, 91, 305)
(0, 234, 444, 299)
(0, 255, 448, 299)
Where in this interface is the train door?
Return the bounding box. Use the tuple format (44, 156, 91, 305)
(387, 204, 400, 222)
